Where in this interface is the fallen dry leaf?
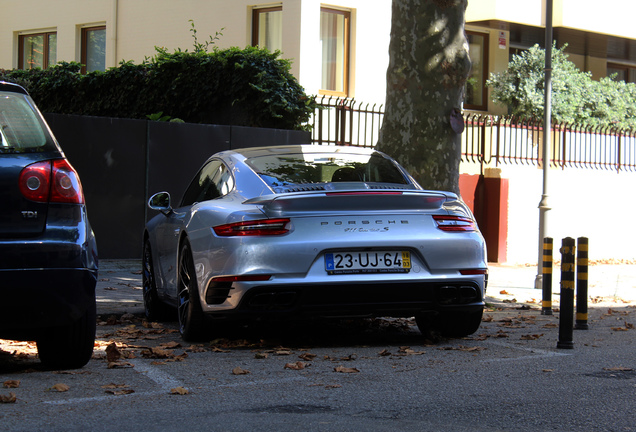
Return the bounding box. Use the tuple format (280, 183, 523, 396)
(603, 366, 634, 372)
(398, 346, 425, 355)
(105, 343, 122, 363)
(232, 366, 250, 375)
(105, 389, 135, 396)
(3, 380, 20, 389)
(334, 365, 360, 373)
(141, 347, 182, 359)
(438, 345, 485, 352)
(521, 334, 544, 340)
(170, 387, 189, 395)
(48, 383, 70, 392)
(500, 290, 510, 295)
(298, 353, 317, 361)
(101, 383, 129, 389)
(378, 349, 392, 357)
(160, 341, 182, 349)
(0, 393, 17, 404)
(254, 352, 269, 359)
(107, 361, 135, 369)
(284, 361, 308, 370)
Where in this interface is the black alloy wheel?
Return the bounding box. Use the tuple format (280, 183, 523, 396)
(177, 241, 207, 341)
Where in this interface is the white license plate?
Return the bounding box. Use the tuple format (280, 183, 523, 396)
(325, 251, 411, 275)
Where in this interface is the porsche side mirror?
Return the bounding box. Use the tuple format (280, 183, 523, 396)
(148, 192, 173, 215)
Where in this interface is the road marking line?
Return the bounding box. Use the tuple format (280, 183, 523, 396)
(132, 359, 184, 388)
(43, 391, 160, 405)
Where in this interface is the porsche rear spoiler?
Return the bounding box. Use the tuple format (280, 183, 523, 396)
(243, 190, 458, 217)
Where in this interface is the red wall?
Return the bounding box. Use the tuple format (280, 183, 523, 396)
(459, 174, 509, 263)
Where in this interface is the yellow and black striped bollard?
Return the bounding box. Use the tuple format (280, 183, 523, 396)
(575, 237, 589, 330)
(541, 238, 553, 316)
(557, 237, 575, 349)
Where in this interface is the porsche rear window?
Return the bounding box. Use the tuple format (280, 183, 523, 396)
(247, 151, 408, 187)
(0, 91, 54, 153)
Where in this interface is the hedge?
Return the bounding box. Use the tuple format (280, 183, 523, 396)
(0, 46, 315, 131)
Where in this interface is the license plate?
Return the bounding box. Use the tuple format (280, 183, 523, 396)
(325, 251, 411, 275)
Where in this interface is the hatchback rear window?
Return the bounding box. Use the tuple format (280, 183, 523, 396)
(0, 91, 55, 153)
(246, 151, 408, 187)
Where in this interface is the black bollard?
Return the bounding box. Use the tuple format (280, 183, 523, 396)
(557, 237, 575, 349)
(575, 237, 589, 330)
(541, 238, 553, 315)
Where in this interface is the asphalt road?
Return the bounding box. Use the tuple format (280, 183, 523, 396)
(1, 262, 635, 431)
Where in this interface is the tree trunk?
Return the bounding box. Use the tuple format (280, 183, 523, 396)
(377, 0, 470, 194)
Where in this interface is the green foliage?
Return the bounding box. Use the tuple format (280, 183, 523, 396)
(487, 44, 636, 129)
(0, 29, 315, 131)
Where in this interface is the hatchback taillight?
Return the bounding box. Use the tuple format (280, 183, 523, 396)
(213, 218, 291, 236)
(19, 159, 85, 204)
(433, 215, 476, 232)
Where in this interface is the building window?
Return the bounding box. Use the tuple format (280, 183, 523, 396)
(81, 26, 106, 73)
(607, 37, 636, 83)
(607, 64, 636, 83)
(18, 32, 57, 69)
(320, 7, 350, 96)
(252, 6, 283, 52)
(465, 31, 489, 111)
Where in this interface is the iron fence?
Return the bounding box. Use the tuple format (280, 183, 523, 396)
(311, 97, 636, 172)
(463, 114, 636, 172)
(311, 96, 384, 147)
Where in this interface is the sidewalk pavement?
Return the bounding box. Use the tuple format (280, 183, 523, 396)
(95, 260, 636, 316)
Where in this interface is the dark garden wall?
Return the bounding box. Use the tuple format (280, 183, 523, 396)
(44, 114, 311, 259)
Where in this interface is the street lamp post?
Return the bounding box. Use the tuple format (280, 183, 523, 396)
(536, 0, 553, 289)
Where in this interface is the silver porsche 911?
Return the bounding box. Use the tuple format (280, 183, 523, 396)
(143, 145, 487, 340)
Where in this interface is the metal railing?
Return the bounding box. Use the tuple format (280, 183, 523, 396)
(311, 98, 636, 172)
(463, 114, 636, 172)
(311, 96, 384, 147)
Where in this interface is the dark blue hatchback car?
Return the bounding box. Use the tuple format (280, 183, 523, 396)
(0, 82, 98, 369)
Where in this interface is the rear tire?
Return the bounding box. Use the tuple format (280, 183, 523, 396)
(142, 239, 173, 322)
(36, 301, 96, 370)
(416, 309, 483, 339)
(177, 241, 207, 341)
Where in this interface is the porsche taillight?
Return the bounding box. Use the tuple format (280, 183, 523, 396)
(19, 159, 85, 204)
(433, 215, 476, 232)
(213, 218, 291, 236)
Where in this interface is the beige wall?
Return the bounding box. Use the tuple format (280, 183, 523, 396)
(466, 0, 545, 27)
(554, 0, 636, 40)
(467, 0, 636, 41)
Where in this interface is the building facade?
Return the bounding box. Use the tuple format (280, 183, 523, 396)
(0, 0, 392, 104)
(465, 0, 636, 115)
